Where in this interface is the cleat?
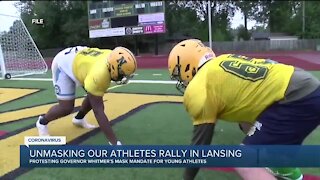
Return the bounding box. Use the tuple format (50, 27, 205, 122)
(72, 117, 97, 129)
(36, 116, 50, 136)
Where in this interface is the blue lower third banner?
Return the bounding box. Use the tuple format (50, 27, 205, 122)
(20, 145, 320, 168)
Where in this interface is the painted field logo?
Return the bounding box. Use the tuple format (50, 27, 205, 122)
(0, 89, 182, 177)
(32, 19, 44, 25)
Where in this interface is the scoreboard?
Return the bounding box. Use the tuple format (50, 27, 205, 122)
(88, 1, 165, 38)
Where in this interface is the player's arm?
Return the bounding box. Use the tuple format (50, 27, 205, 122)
(84, 71, 120, 145)
(183, 86, 218, 179)
(87, 93, 118, 145)
(183, 123, 215, 180)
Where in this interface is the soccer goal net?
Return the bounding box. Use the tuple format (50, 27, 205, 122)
(0, 14, 47, 79)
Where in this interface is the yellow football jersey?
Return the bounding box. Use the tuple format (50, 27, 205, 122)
(73, 48, 112, 97)
(184, 54, 295, 125)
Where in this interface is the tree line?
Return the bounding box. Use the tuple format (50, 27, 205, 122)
(13, 1, 320, 50)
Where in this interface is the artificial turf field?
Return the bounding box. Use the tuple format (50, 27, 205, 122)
(1, 69, 320, 180)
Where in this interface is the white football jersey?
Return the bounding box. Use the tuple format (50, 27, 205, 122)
(52, 46, 88, 86)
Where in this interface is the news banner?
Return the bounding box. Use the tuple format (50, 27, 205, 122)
(21, 136, 320, 168)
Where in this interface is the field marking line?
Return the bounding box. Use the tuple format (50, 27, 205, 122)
(6, 77, 52, 81)
(0, 85, 123, 124)
(129, 80, 176, 84)
(0, 93, 182, 177)
(0, 88, 39, 105)
(4, 78, 177, 84)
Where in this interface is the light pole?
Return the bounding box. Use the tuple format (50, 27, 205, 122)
(302, 1, 305, 38)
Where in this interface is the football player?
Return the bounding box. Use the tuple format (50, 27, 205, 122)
(36, 46, 137, 145)
(168, 39, 320, 180)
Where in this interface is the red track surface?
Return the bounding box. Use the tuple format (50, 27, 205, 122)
(44, 51, 320, 70)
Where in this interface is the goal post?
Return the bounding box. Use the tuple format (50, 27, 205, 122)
(0, 13, 47, 79)
(0, 44, 6, 78)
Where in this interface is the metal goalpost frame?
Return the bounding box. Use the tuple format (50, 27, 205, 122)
(0, 44, 6, 79)
(208, 0, 212, 49)
(20, 16, 48, 75)
(0, 13, 48, 79)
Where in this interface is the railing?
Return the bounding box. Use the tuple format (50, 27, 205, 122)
(204, 39, 320, 52)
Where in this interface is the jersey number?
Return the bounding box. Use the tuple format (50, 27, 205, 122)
(79, 49, 103, 57)
(220, 60, 268, 81)
(228, 54, 253, 61)
(64, 47, 78, 55)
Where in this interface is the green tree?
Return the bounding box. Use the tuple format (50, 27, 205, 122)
(165, 1, 201, 38)
(61, 1, 89, 46)
(252, 1, 320, 39)
(237, 25, 251, 41)
(234, 1, 259, 31)
(178, 0, 235, 41)
(252, 1, 301, 34)
(299, 1, 320, 38)
(16, 1, 89, 49)
(268, 1, 299, 33)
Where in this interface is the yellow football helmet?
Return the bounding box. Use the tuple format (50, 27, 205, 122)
(168, 39, 216, 92)
(108, 47, 137, 84)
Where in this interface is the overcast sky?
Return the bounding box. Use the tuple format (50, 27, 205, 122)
(0, 1, 20, 16)
(0, 1, 20, 31)
(0, 1, 256, 31)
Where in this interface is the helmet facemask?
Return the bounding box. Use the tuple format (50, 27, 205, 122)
(168, 39, 215, 94)
(170, 57, 196, 94)
(170, 62, 185, 93)
(111, 56, 134, 85)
